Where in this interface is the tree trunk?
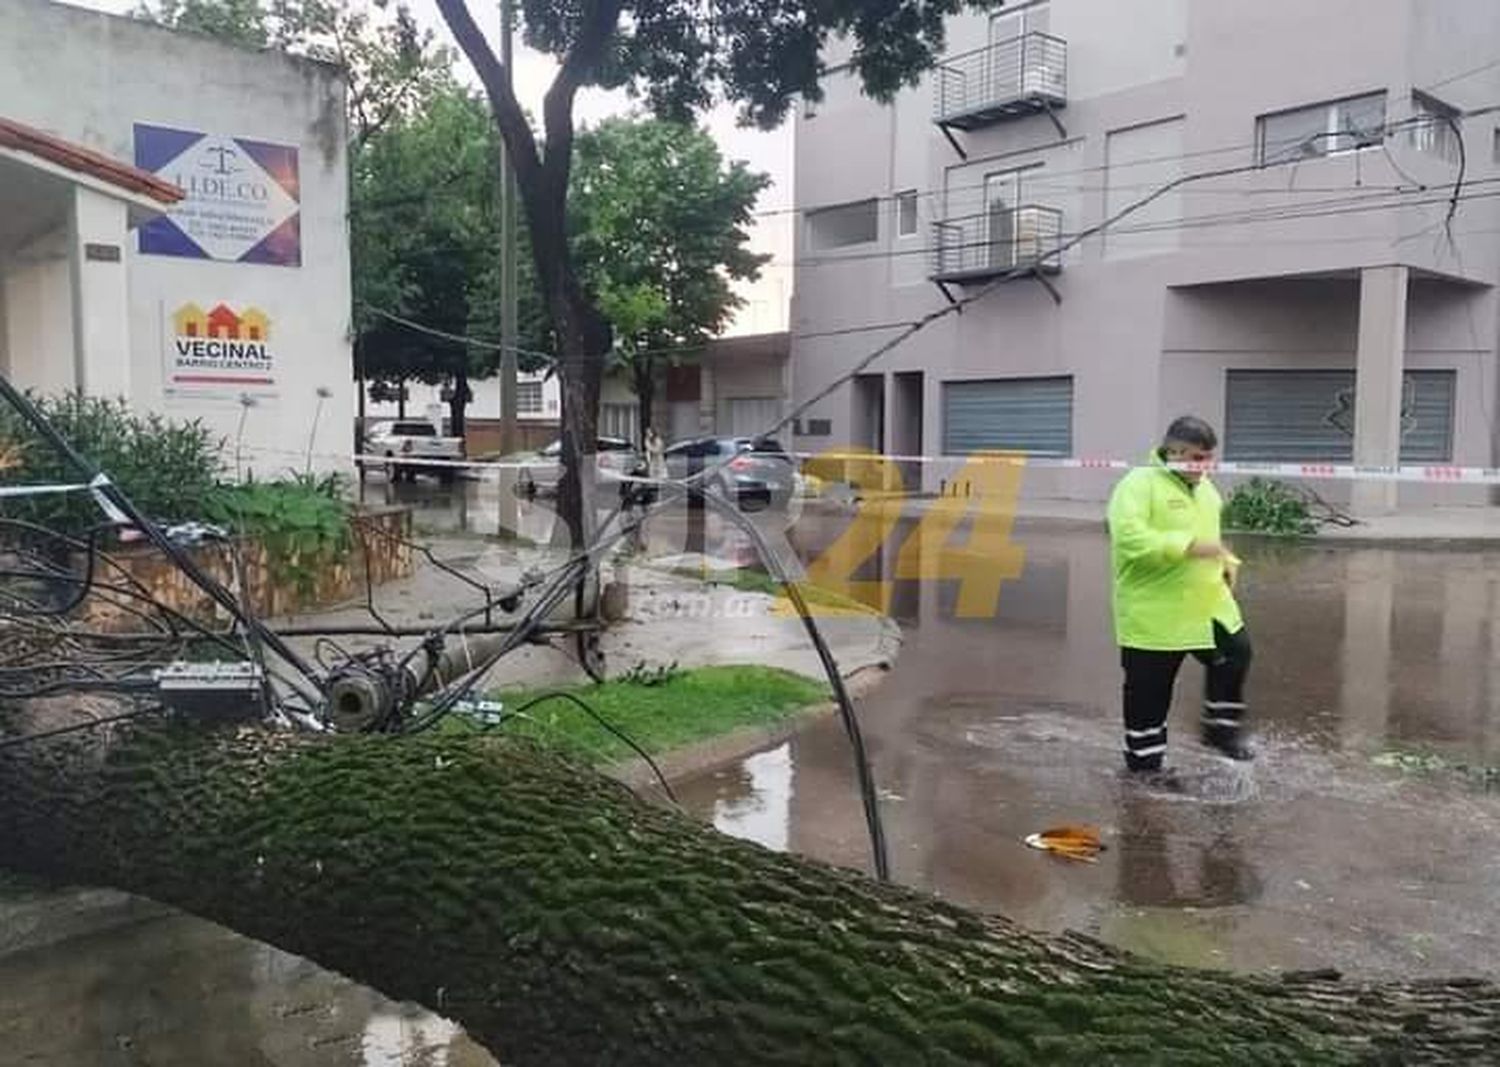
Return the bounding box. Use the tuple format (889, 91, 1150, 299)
(534, 228, 609, 553)
(449, 370, 472, 438)
(1, 723, 1496, 1066)
(634, 355, 655, 452)
(397, 383, 407, 420)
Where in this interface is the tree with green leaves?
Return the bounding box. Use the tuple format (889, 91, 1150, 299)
(571, 117, 769, 446)
(434, 0, 996, 549)
(351, 86, 548, 435)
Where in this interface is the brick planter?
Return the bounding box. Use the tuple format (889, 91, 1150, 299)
(79, 507, 413, 631)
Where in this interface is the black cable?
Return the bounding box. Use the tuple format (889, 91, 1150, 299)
(0, 376, 324, 694)
(699, 492, 891, 882)
(507, 690, 679, 806)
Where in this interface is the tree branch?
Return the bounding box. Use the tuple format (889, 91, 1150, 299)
(433, 0, 544, 195)
(541, 0, 624, 194)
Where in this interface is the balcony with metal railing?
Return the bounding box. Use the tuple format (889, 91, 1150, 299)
(933, 33, 1068, 132)
(929, 205, 1063, 285)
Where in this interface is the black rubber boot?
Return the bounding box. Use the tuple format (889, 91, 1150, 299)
(1202, 722, 1255, 761)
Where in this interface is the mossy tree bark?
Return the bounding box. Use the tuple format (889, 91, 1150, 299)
(1, 724, 1497, 1065)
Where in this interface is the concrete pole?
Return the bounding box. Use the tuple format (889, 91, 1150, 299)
(494, 0, 522, 538)
(1350, 265, 1409, 516)
(497, 0, 519, 457)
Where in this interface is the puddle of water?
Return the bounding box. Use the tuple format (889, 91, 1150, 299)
(708, 742, 794, 852)
(0, 897, 498, 1066)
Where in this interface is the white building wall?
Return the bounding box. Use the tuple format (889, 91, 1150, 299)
(0, 0, 352, 475)
(3, 230, 75, 396)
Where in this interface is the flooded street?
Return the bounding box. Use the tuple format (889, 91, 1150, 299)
(678, 515, 1500, 980)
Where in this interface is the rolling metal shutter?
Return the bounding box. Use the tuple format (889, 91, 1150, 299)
(1224, 369, 1455, 463)
(943, 377, 1073, 455)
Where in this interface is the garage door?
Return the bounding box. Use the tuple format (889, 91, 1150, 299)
(943, 377, 1073, 455)
(1224, 369, 1455, 463)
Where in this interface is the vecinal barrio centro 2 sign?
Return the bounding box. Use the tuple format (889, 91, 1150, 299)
(134, 123, 301, 267)
(164, 302, 276, 395)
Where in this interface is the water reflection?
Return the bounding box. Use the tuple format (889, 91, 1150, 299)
(709, 742, 793, 851)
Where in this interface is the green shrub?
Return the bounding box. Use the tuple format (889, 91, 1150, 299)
(1222, 478, 1317, 536)
(206, 474, 352, 593)
(0, 393, 222, 535)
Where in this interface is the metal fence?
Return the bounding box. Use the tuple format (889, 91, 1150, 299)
(933, 33, 1068, 125)
(929, 206, 1063, 281)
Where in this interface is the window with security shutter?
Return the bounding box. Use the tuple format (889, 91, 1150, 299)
(1224, 369, 1455, 462)
(943, 377, 1073, 455)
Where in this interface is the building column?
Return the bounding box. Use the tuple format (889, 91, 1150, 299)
(68, 186, 131, 399)
(1350, 265, 1409, 515)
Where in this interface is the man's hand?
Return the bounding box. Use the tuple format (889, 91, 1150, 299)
(1187, 539, 1225, 560)
(1223, 552, 1242, 589)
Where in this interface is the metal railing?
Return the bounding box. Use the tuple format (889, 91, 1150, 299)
(929, 206, 1063, 281)
(933, 32, 1068, 125)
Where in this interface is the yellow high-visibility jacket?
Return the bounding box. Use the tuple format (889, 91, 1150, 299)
(1107, 453, 1244, 650)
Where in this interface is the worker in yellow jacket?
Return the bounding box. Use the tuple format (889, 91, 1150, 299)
(1107, 416, 1253, 774)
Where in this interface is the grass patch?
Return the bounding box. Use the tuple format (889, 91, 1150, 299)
(665, 565, 883, 618)
(448, 665, 830, 764)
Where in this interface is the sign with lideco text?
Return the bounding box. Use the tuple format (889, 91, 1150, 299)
(134, 123, 301, 267)
(164, 302, 276, 395)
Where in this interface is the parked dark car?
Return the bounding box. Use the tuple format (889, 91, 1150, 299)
(663, 436, 797, 510)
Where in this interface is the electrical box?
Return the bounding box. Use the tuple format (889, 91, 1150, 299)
(156, 661, 265, 723)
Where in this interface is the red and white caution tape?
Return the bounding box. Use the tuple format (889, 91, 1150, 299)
(242, 443, 1500, 487)
(798, 451, 1500, 485)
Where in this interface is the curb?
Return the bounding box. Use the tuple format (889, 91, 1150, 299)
(609, 663, 893, 792)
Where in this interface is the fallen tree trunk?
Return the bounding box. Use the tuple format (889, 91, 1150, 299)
(1, 723, 1497, 1065)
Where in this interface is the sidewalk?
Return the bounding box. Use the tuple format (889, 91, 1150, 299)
(812, 495, 1500, 546)
(271, 534, 901, 691)
(1010, 498, 1500, 545)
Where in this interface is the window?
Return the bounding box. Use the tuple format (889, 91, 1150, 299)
(895, 190, 919, 237)
(1410, 92, 1462, 163)
(1257, 92, 1386, 166)
(516, 380, 543, 415)
(942, 377, 1073, 456)
(807, 199, 879, 250)
(1224, 369, 1455, 463)
(600, 402, 639, 444)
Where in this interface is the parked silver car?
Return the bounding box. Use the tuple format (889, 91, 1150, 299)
(512, 436, 640, 498)
(663, 436, 797, 510)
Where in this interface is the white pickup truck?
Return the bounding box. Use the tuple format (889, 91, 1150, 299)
(362, 419, 465, 483)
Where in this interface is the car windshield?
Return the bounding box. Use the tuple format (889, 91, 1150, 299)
(393, 423, 436, 436)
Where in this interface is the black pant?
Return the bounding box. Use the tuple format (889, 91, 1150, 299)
(1120, 623, 1252, 771)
